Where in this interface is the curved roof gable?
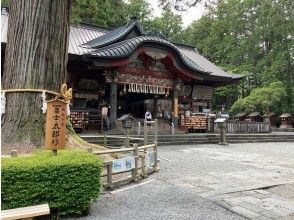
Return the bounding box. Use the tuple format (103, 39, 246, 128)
(81, 18, 144, 49)
(86, 35, 210, 74)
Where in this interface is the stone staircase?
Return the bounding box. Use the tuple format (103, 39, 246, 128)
(80, 132, 294, 147)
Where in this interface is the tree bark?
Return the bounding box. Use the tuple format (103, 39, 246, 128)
(1, 0, 71, 153)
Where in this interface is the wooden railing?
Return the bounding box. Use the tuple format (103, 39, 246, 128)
(94, 142, 158, 190)
(226, 121, 271, 133)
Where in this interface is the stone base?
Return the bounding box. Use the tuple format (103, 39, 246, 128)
(218, 142, 228, 145)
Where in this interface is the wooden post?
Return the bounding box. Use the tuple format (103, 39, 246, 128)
(154, 119, 158, 144)
(153, 97, 158, 118)
(132, 144, 139, 181)
(106, 161, 113, 190)
(103, 133, 107, 148)
(125, 128, 130, 148)
(138, 121, 141, 135)
(153, 141, 159, 172)
(101, 116, 104, 133)
(172, 88, 179, 127)
(10, 150, 18, 157)
(141, 154, 147, 178)
(144, 120, 147, 145)
(110, 81, 117, 129)
(219, 123, 228, 145)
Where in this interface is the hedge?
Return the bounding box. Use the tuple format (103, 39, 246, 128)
(1, 150, 102, 217)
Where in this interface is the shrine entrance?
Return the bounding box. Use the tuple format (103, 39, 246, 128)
(117, 85, 173, 120)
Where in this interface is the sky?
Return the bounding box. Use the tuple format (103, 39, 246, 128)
(148, 0, 208, 27)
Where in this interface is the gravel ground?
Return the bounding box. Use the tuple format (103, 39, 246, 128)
(66, 142, 294, 220)
(267, 183, 294, 200)
(67, 179, 245, 220)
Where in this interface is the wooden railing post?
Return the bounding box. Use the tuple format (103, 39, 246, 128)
(132, 144, 139, 182)
(141, 154, 147, 178)
(10, 150, 18, 157)
(153, 142, 159, 172)
(144, 120, 147, 145)
(106, 161, 113, 190)
(103, 133, 107, 148)
(125, 128, 130, 148)
(138, 121, 141, 135)
(154, 119, 158, 144)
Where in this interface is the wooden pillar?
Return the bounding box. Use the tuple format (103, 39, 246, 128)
(132, 143, 139, 182)
(153, 96, 158, 118)
(106, 161, 113, 190)
(172, 89, 179, 127)
(110, 81, 117, 129)
(144, 120, 147, 145)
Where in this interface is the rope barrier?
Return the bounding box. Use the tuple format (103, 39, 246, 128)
(1, 89, 60, 97)
(1, 84, 72, 115)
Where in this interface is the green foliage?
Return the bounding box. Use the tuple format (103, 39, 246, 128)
(230, 81, 287, 115)
(144, 8, 185, 43)
(212, 84, 239, 111)
(70, 0, 185, 43)
(1, 150, 102, 217)
(1, 0, 10, 7)
(185, 0, 294, 113)
(71, 0, 153, 28)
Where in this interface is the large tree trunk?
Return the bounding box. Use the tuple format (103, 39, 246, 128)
(1, 0, 71, 153)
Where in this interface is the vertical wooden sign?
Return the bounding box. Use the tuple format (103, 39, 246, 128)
(45, 99, 67, 150)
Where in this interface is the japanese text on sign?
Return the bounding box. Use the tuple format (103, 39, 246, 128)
(112, 157, 135, 173)
(146, 151, 155, 168)
(45, 100, 67, 150)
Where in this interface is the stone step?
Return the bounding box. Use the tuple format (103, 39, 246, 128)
(81, 133, 294, 147)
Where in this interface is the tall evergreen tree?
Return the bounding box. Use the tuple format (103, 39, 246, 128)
(1, 0, 71, 152)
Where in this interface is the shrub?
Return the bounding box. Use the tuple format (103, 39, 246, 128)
(1, 150, 102, 217)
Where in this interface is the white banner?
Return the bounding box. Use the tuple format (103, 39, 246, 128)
(146, 151, 155, 168)
(112, 157, 135, 173)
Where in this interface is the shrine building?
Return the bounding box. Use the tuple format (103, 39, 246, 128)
(1, 10, 242, 132)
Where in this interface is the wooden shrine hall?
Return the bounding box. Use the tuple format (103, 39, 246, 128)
(1, 10, 242, 132)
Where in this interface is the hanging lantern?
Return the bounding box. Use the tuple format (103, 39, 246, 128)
(128, 84, 131, 92)
(123, 84, 127, 92)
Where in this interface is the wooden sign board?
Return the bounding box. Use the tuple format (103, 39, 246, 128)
(45, 99, 67, 150)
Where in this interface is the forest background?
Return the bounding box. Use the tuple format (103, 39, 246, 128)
(2, 0, 293, 116)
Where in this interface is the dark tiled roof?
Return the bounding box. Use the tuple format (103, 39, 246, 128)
(177, 45, 241, 79)
(81, 18, 143, 49)
(235, 112, 246, 117)
(248, 112, 260, 117)
(1, 13, 242, 80)
(86, 35, 209, 74)
(280, 113, 292, 118)
(262, 112, 275, 117)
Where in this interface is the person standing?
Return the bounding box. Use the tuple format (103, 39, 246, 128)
(145, 109, 152, 125)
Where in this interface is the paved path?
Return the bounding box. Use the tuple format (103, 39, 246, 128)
(68, 142, 294, 220)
